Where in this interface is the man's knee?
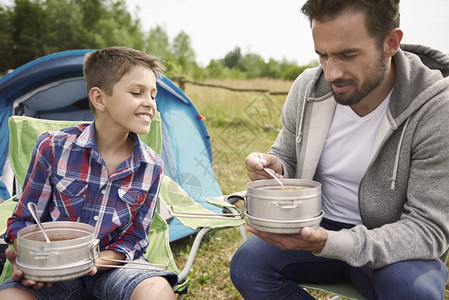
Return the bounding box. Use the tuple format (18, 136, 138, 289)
(230, 240, 258, 281)
(375, 260, 447, 300)
(130, 277, 176, 300)
(377, 282, 445, 300)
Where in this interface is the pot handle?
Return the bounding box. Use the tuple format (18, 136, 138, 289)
(91, 241, 169, 271)
(90, 239, 100, 261)
(273, 200, 302, 209)
(224, 193, 246, 209)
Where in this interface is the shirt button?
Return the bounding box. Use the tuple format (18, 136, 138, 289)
(101, 190, 106, 195)
(102, 165, 107, 170)
(94, 215, 99, 221)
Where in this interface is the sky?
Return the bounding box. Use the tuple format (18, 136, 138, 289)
(125, 0, 449, 67)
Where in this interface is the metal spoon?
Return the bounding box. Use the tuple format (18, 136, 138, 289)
(262, 167, 284, 188)
(27, 202, 51, 243)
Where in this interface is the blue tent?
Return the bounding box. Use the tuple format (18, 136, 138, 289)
(0, 49, 223, 241)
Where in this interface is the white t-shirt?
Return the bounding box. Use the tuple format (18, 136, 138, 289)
(315, 93, 391, 224)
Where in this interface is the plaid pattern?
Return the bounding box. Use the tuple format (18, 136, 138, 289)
(5, 122, 163, 261)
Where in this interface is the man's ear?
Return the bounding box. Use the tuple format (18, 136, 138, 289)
(384, 28, 403, 58)
(88, 87, 106, 112)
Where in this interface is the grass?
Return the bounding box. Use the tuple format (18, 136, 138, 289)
(170, 78, 289, 299)
(169, 78, 449, 300)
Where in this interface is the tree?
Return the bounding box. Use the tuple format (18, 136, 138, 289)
(43, 0, 84, 53)
(145, 25, 172, 60)
(170, 31, 196, 76)
(223, 47, 241, 69)
(74, 0, 105, 48)
(281, 65, 310, 80)
(172, 31, 195, 62)
(0, 0, 312, 80)
(9, 0, 49, 69)
(263, 58, 283, 78)
(238, 53, 265, 78)
(89, 0, 144, 49)
(0, 6, 13, 73)
(0, 0, 147, 74)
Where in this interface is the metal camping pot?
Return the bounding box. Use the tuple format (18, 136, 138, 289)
(17, 221, 97, 282)
(16, 221, 169, 282)
(245, 178, 324, 234)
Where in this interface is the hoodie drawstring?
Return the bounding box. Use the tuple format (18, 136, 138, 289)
(297, 82, 312, 144)
(390, 116, 411, 190)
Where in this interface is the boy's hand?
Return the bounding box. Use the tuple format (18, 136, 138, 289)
(6, 247, 53, 289)
(88, 266, 97, 276)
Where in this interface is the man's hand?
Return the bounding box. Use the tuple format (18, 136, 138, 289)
(245, 152, 283, 181)
(247, 225, 328, 254)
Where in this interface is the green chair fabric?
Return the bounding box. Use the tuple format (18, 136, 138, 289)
(0, 198, 18, 284)
(0, 244, 15, 285)
(301, 282, 367, 300)
(0, 198, 16, 235)
(158, 175, 244, 230)
(8, 114, 162, 188)
(144, 211, 189, 293)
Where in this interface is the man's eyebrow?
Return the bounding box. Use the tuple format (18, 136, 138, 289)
(315, 49, 360, 56)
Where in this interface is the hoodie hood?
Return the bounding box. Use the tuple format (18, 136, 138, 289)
(389, 44, 449, 122)
(301, 44, 449, 191)
(400, 44, 449, 78)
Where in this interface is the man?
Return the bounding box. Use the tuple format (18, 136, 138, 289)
(230, 1, 449, 299)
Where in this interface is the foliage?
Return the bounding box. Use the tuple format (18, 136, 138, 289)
(145, 25, 173, 61)
(0, 0, 313, 80)
(205, 48, 310, 80)
(0, 6, 13, 72)
(223, 47, 242, 69)
(282, 64, 318, 80)
(0, 0, 144, 72)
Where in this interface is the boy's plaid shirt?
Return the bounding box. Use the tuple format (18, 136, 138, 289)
(6, 122, 163, 261)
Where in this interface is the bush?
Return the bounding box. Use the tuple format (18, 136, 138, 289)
(281, 65, 310, 80)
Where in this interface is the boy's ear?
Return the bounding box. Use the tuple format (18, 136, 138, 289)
(89, 87, 107, 112)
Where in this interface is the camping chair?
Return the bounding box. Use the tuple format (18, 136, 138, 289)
(300, 282, 367, 300)
(0, 114, 245, 298)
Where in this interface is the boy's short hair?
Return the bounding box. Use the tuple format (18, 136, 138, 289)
(83, 46, 166, 113)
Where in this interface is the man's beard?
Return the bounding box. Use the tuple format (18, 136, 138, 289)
(331, 54, 388, 106)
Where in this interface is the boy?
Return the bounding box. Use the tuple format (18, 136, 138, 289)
(0, 47, 177, 300)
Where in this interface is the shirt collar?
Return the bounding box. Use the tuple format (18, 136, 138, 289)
(74, 120, 157, 166)
(131, 133, 157, 166)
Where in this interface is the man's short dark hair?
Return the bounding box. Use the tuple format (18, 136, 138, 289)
(301, 0, 400, 46)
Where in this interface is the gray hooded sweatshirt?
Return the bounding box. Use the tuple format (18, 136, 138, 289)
(269, 44, 449, 268)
